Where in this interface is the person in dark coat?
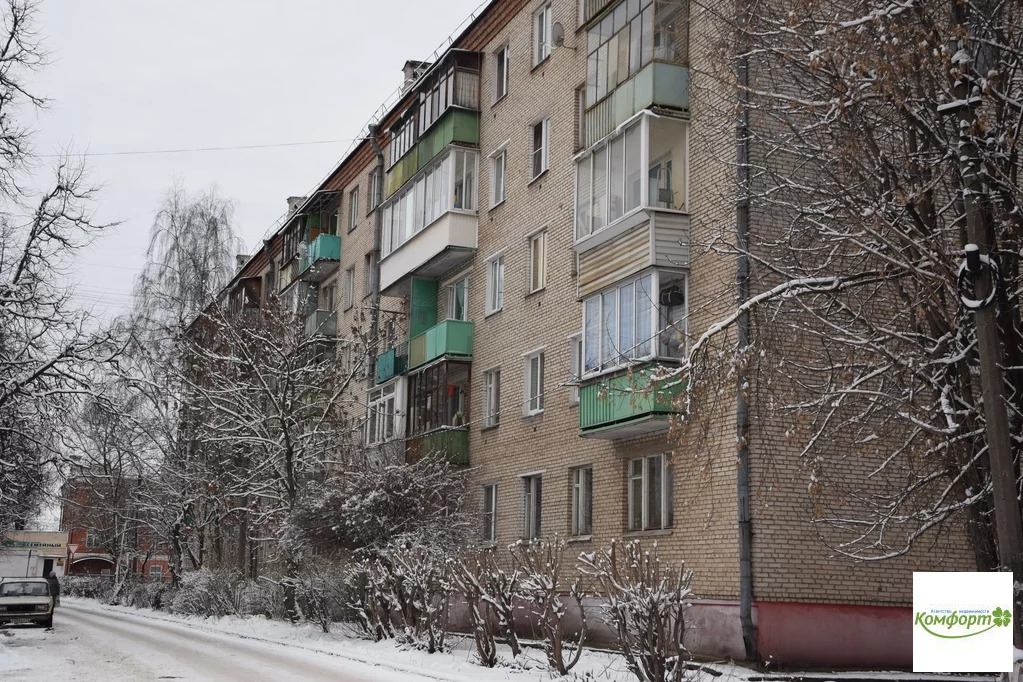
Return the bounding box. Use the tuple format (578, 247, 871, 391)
(46, 570, 60, 607)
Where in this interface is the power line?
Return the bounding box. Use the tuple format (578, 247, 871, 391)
(40, 138, 359, 159)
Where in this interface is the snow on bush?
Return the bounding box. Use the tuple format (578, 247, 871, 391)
(123, 580, 170, 610)
(295, 565, 351, 633)
(579, 540, 694, 682)
(376, 544, 453, 653)
(169, 568, 237, 618)
(450, 550, 524, 666)
(61, 575, 114, 601)
(285, 455, 476, 555)
(510, 538, 587, 675)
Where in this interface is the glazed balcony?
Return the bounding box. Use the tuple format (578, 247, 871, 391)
(408, 319, 473, 370)
(579, 363, 685, 440)
(298, 234, 341, 284)
(305, 310, 337, 338)
(581, 0, 689, 148)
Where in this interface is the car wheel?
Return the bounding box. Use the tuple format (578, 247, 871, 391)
(42, 617, 52, 628)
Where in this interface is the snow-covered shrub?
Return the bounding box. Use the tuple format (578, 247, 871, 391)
(376, 544, 453, 653)
(450, 550, 523, 666)
(295, 566, 350, 633)
(236, 580, 287, 620)
(340, 560, 395, 641)
(123, 580, 170, 610)
(510, 538, 587, 675)
(285, 455, 476, 555)
(61, 575, 113, 601)
(169, 568, 237, 618)
(578, 540, 693, 682)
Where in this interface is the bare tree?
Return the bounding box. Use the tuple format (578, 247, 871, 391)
(669, 0, 1023, 641)
(0, 0, 118, 531)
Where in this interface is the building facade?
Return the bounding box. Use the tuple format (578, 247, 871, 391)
(207, 0, 975, 666)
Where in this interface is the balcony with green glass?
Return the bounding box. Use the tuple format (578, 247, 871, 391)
(408, 319, 473, 370)
(406, 427, 469, 466)
(579, 362, 685, 440)
(376, 345, 409, 384)
(581, 0, 689, 148)
(298, 233, 341, 283)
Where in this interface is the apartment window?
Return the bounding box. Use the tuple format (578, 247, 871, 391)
(344, 267, 355, 310)
(483, 368, 501, 428)
(568, 334, 582, 405)
(418, 65, 480, 136)
(522, 474, 542, 539)
(382, 148, 479, 257)
(483, 484, 498, 542)
(531, 118, 550, 179)
(446, 275, 469, 321)
(369, 169, 382, 211)
(366, 383, 398, 446)
(389, 111, 418, 168)
(494, 45, 510, 101)
(575, 113, 686, 240)
(571, 466, 593, 536)
(491, 149, 507, 206)
(349, 187, 360, 231)
(363, 252, 376, 298)
(149, 565, 163, 578)
(524, 349, 545, 415)
(628, 453, 674, 532)
(328, 210, 339, 235)
(534, 3, 552, 65)
(528, 230, 547, 293)
(486, 254, 504, 315)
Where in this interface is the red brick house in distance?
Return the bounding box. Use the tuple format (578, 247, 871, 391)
(59, 474, 171, 581)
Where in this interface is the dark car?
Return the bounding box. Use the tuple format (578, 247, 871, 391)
(0, 578, 54, 628)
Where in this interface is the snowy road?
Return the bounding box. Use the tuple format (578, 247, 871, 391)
(0, 601, 432, 681)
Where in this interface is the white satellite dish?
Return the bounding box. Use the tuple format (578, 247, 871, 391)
(552, 22, 565, 48)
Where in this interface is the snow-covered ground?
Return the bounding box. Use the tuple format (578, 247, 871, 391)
(0, 598, 1004, 681)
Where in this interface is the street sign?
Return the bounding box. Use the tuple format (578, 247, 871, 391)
(67, 544, 78, 555)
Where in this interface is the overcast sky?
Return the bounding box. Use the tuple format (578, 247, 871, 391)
(31, 0, 487, 319)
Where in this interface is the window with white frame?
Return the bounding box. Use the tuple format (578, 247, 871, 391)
(363, 252, 376, 298)
(483, 484, 498, 542)
(524, 349, 545, 415)
(575, 113, 687, 240)
(486, 254, 504, 315)
(149, 565, 163, 577)
(531, 118, 550, 179)
(571, 466, 593, 536)
(349, 187, 360, 231)
(628, 453, 674, 532)
(369, 169, 382, 210)
(534, 3, 552, 65)
(568, 334, 582, 404)
(522, 474, 542, 539)
(490, 149, 507, 206)
(344, 267, 355, 310)
(529, 230, 547, 292)
(366, 383, 398, 446)
(483, 368, 501, 427)
(382, 148, 478, 257)
(494, 45, 510, 101)
(582, 270, 687, 374)
(446, 275, 469, 321)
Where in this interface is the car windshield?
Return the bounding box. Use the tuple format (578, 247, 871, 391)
(0, 582, 49, 597)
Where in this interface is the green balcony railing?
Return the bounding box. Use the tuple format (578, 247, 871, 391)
(408, 319, 473, 370)
(376, 346, 408, 384)
(299, 234, 341, 282)
(407, 427, 469, 466)
(579, 363, 685, 438)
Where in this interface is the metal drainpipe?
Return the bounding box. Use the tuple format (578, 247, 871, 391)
(367, 125, 385, 388)
(735, 0, 758, 662)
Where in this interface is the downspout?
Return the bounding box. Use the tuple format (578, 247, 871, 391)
(368, 125, 385, 388)
(735, 0, 758, 662)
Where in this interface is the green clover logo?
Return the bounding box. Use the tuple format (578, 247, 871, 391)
(992, 607, 1012, 627)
